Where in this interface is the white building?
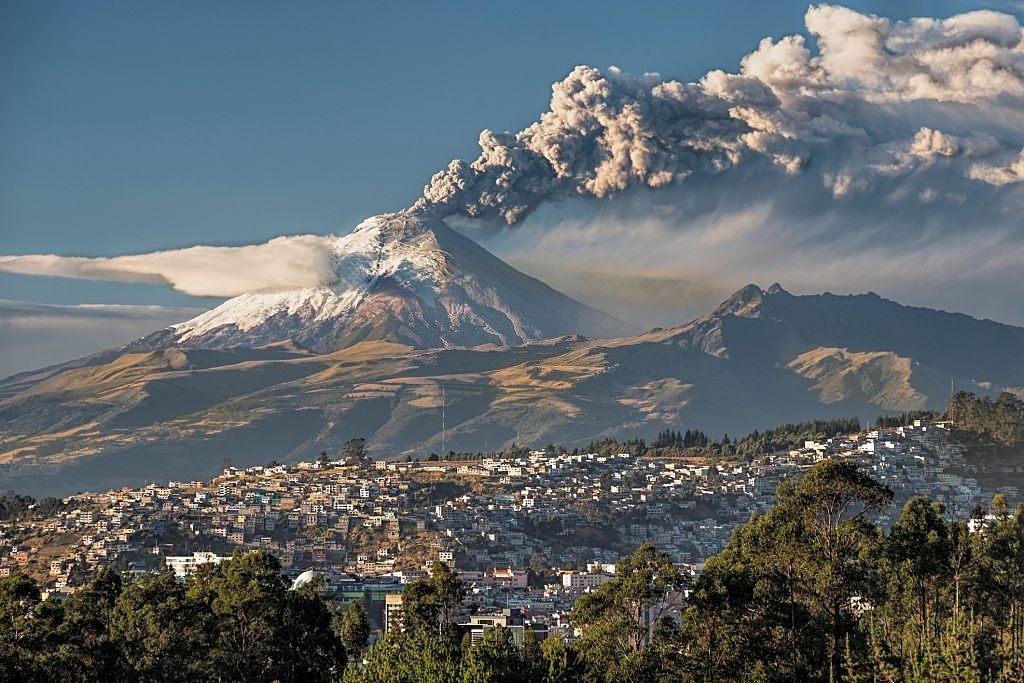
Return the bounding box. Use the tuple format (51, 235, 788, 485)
(165, 551, 231, 578)
(562, 571, 613, 591)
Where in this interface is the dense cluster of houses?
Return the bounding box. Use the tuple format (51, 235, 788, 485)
(0, 419, 1006, 636)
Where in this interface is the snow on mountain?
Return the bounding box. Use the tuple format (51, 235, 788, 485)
(152, 210, 635, 352)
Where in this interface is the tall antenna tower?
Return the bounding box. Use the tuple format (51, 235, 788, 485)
(441, 384, 446, 456)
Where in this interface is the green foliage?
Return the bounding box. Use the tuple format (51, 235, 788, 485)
(580, 436, 647, 458)
(346, 624, 579, 683)
(678, 459, 894, 681)
(677, 463, 1024, 682)
(344, 437, 368, 465)
(572, 542, 684, 682)
(0, 490, 73, 521)
(0, 551, 344, 682)
(584, 418, 860, 462)
(338, 600, 371, 655)
(0, 572, 44, 680)
(109, 570, 208, 680)
(460, 626, 522, 683)
(345, 626, 462, 683)
(400, 562, 465, 632)
(730, 417, 861, 459)
(874, 410, 940, 429)
(948, 391, 1024, 447)
(539, 636, 584, 683)
(519, 627, 543, 680)
(652, 428, 709, 450)
(0, 491, 37, 521)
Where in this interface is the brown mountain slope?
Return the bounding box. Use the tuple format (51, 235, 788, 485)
(2, 285, 1022, 496)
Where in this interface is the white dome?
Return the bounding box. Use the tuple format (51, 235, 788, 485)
(291, 570, 318, 590)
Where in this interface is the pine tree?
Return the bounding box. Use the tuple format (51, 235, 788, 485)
(339, 601, 371, 657)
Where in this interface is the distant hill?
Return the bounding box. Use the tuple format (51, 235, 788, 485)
(2, 283, 1022, 496)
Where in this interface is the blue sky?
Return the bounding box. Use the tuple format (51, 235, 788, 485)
(1, 0, 1009, 309)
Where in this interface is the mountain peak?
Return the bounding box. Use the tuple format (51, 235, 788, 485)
(355, 208, 438, 240)
(151, 212, 634, 353)
(715, 284, 766, 316)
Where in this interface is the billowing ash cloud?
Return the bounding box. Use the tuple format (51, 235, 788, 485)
(0, 235, 338, 297)
(419, 4, 1024, 224)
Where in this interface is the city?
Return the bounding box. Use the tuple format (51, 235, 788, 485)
(2, 416, 1010, 643)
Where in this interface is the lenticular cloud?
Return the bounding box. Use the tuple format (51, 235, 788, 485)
(0, 236, 337, 297)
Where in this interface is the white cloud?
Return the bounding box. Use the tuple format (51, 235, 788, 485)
(419, 4, 1024, 224)
(968, 148, 1024, 184)
(0, 235, 338, 297)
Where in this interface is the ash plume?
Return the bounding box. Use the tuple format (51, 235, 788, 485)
(419, 4, 1024, 224)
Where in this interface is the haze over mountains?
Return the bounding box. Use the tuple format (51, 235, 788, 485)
(2, 216, 1022, 497)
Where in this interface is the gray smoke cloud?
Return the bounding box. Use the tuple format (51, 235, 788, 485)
(419, 4, 1024, 224)
(416, 3, 1024, 327)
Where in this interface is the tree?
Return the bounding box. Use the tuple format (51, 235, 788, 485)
(973, 504, 1024, 676)
(54, 565, 124, 680)
(993, 492, 1011, 519)
(0, 491, 40, 521)
(189, 550, 344, 682)
(947, 391, 1024, 447)
(528, 552, 546, 575)
(109, 570, 210, 680)
(344, 438, 368, 465)
(680, 459, 893, 682)
(281, 578, 347, 682)
(460, 626, 522, 683)
(539, 636, 584, 683)
(0, 573, 43, 680)
(339, 601, 371, 656)
(883, 496, 952, 655)
(572, 543, 684, 681)
(520, 627, 543, 681)
(11, 551, 345, 682)
(345, 626, 461, 683)
(401, 562, 465, 634)
(782, 460, 893, 680)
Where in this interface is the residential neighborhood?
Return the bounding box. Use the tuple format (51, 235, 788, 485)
(0, 418, 1012, 638)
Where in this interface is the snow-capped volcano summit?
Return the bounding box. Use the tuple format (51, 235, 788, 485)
(143, 210, 635, 352)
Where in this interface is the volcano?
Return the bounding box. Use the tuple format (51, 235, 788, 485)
(132, 210, 634, 353)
